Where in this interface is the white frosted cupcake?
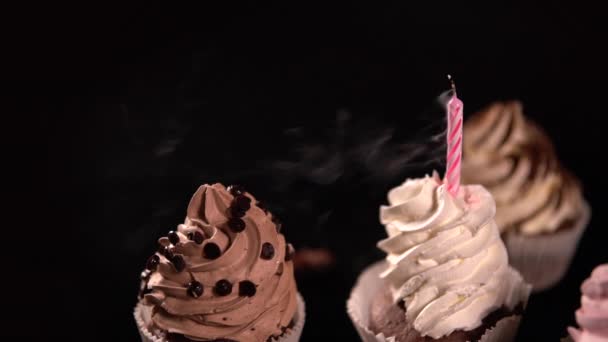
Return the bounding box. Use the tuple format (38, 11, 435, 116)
(462, 101, 590, 291)
(347, 173, 531, 342)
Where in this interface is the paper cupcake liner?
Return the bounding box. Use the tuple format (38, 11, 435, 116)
(504, 201, 591, 292)
(134, 292, 306, 342)
(347, 261, 528, 342)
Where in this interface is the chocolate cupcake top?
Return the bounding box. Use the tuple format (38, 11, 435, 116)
(379, 174, 530, 339)
(142, 183, 297, 341)
(462, 101, 585, 235)
(569, 264, 608, 341)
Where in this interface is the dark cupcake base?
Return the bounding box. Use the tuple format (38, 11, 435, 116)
(369, 287, 523, 342)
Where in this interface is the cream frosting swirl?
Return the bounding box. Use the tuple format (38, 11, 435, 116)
(462, 101, 585, 235)
(141, 183, 298, 341)
(569, 264, 608, 342)
(378, 174, 530, 338)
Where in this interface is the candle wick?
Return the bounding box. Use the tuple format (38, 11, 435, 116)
(447, 74, 457, 95)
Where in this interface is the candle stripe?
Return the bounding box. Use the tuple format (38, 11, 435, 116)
(447, 152, 461, 176)
(449, 118, 462, 142)
(448, 135, 462, 162)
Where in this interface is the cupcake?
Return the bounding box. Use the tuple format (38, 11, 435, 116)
(462, 101, 591, 291)
(347, 173, 531, 342)
(134, 183, 305, 342)
(568, 264, 608, 342)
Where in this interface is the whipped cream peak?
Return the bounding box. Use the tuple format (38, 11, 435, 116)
(378, 176, 530, 338)
(569, 264, 608, 342)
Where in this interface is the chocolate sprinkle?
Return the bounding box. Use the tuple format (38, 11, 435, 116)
(275, 262, 284, 276)
(285, 243, 295, 261)
(146, 254, 160, 271)
(214, 279, 233, 296)
(260, 242, 275, 260)
(227, 184, 245, 196)
(227, 217, 246, 232)
(171, 254, 186, 272)
(168, 231, 180, 245)
(188, 231, 205, 244)
(203, 242, 222, 259)
(239, 280, 257, 297)
(187, 280, 204, 298)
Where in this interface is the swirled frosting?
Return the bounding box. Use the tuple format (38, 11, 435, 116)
(378, 174, 530, 338)
(569, 264, 608, 342)
(141, 183, 298, 341)
(462, 101, 585, 235)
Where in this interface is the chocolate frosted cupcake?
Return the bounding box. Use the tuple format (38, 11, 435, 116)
(347, 174, 531, 342)
(134, 183, 305, 342)
(462, 101, 590, 291)
(567, 264, 608, 342)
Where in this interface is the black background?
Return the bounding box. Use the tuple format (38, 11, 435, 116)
(11, 2, 608, 340)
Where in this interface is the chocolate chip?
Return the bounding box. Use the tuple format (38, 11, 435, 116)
(171, 254, 186, 272)
(227, 217, 246, 232)
(272, 215, 282, 233)
(188, 231, 205, 244)
(285, 243, 295, 261)
(187, 280, 204, 298)
(260, 242, 275, 260)
(168, 231, 180, 245)
(158, 246, 175, 260)
(239, 280, 257, 297)
(203, 242, 221, 259)
(227, 184, 245, 196)
(233, 195, 251, 211)
(146, 254, 160, 271)
(214, 279, 233, 296)
(230, 206, 246, 218)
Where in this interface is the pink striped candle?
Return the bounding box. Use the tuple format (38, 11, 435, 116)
(445, 76, 463, 196)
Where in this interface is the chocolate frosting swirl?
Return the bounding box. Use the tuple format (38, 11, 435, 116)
(462, 101, 585, 235)
(141, 183, 298, 341)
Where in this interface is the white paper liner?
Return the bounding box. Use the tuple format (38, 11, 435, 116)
(347, 261, 528, 342)
(504, 201, 590, 292)
(134, 292, 306, 342)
